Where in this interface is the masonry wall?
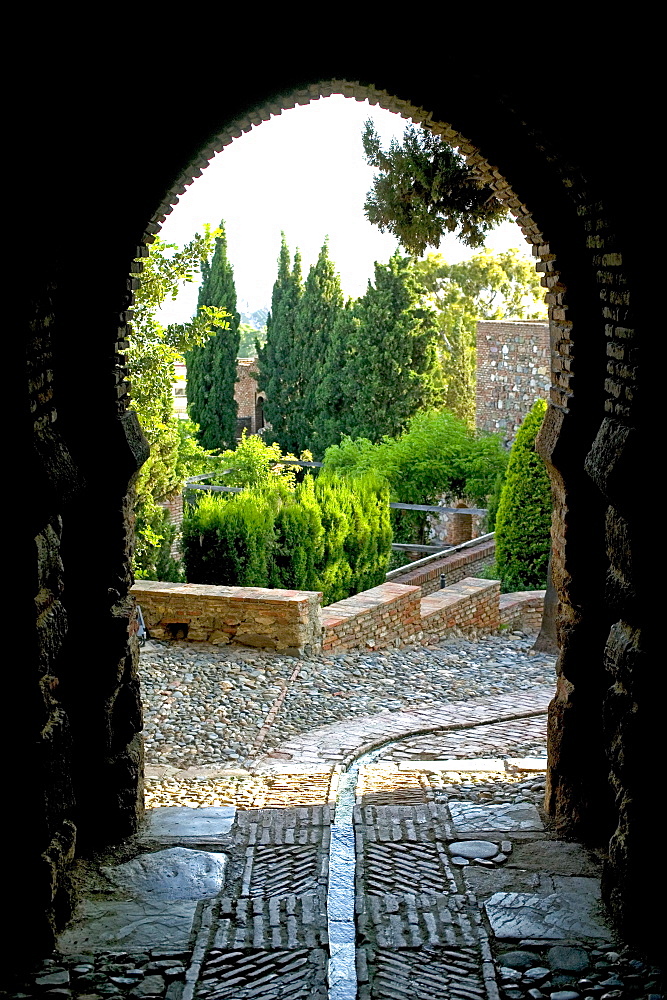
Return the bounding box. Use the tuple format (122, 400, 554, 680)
(14, 58, 659, 963)
(420, 578, 500, 641)
(391, 537, 496, 595)
(132, 581, 322, 654)
(499, 591, 546, 633)
(321, 583, 422, 652)
(476, 320, 551, 444)
(234, 358, 263, 437)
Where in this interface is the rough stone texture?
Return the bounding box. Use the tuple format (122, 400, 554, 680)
(57, 899, 198, 953)
(484, 889, 610, 941)
(448, 801, 544, 834)
(13, 55, 660, 966)
(143, 806, 236, 839)
(103, 847, 228, 899)
(132, 581, 322, 653)
(475, 319, 551, 444)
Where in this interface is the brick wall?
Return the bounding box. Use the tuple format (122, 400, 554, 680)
(499, 590, 545, 633)
(321, 583, 422, 653)
(420, 578, 500, 641)
(131, 581, 322, 655)
(390, 536, 496, 595)
(476, 320, 551, 444)
(234, 358, 265, 437)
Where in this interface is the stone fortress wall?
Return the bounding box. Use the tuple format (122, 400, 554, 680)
(475, 320, 551, 444)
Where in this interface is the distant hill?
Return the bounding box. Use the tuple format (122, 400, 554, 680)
(239, 306, 269, 330)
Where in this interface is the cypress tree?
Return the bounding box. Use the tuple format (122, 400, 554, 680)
(315, 300, 360, 451)
(320, 252, 441, 445)
(186, 222, 240, 450)
(495, 399, 552, 592)
(292, 239, 344, 456)
(257, 236, 303, 453)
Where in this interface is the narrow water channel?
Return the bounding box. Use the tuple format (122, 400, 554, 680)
(327, 744, 399, 1000)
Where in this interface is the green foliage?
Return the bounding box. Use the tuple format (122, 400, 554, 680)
(134, 501, 184, 582)
(186, 222, 241, 450)
(213, 432, 299, 490)
(273, 476, 324, 591)
(290, 239, 344, 455)
(323, 409, 507, 544)
(316, 252, 442, 451)
(182, 489, 277, 588)
(181, 462, 392, 605)
(412, 250, 547, 428)
(238, 322, 266, 358)
(362, 122, 506, 256)
(128, 230, 226, 580)
(494, 399, 552, 591)
(257, 236, 304, 454)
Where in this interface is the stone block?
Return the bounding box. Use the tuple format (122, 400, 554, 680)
(484, 889, 611, 940)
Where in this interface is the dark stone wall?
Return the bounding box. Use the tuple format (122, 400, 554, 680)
(10, 45, 659, 962)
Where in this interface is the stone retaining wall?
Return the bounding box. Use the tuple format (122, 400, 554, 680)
(420, 578, 501, 642)
(320, 583, 422, 653)
(391, 537, 496, 595)
(499, 590, 546, 633)
(131, 581, 322, 655)
(132, 577, 544, 656)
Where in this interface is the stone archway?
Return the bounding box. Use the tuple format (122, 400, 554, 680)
(14, 62, 655, 965)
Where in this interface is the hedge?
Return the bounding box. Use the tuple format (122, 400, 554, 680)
(494, 398, 552, 591)
(181, 471, 392, 605)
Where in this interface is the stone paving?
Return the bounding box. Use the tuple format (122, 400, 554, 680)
(4, 632, 664, 999)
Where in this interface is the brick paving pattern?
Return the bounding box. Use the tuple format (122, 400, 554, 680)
(11, 677, 661, 998)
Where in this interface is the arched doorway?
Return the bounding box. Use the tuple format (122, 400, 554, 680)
(15, 61, 654, 967)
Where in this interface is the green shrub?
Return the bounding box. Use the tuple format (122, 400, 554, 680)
(323, 409, 507, 543)
(494, 399, 551, 592)
(134, 500, 184, 582)
(273, 477, 324, 591)
(182, 489, 276, 587)
(182, 469, 392, 604)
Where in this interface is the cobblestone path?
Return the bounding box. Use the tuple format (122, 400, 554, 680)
(8, 692, 663, 998)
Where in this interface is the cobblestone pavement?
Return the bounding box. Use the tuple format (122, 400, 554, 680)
(139, 632, 557, 769)
(5, 635, 664, 999)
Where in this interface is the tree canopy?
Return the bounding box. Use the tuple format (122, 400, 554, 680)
(413, 250, 547, 427)
(362, 122, 507, 256)
(316, 252, 442, 451)
(127, 229, 226, 578)
(256, 235, 304, 453)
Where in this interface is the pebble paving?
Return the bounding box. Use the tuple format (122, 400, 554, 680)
(140, 633, 556, 769)
(4, 630, 664, 999)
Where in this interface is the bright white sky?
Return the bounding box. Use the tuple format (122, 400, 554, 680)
(157, 95, 536, 324)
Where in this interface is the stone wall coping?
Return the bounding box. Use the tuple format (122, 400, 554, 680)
(321, 582, 420, 620)
(499, 590, 546, 609)
(420, 577, 499, 617)
(392, 540, 496, 587)
(131, 581, 322, 605)
(386, 533, 495, 581)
